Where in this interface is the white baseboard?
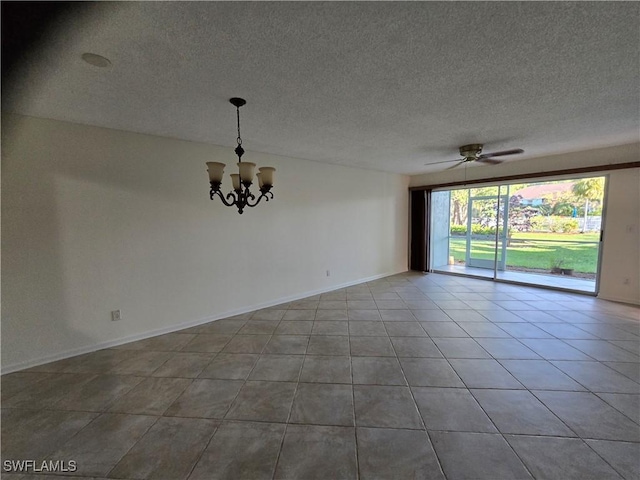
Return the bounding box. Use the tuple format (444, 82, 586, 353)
(596, 293, 640, 306)
(1, 270, 406, 375)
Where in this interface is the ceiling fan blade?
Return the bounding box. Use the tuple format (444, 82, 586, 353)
(480, 148, 524, 159)
(476, 157, 503, 165)
(445, 159, 467, 170)
(425, 158, 463, 166)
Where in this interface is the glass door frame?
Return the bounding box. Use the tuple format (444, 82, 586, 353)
(465, 192, 509, 272)
(428, 174, 608, 296)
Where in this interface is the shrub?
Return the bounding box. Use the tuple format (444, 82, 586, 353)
(531, 215, 579, 233)
(450, 224, 467, 235)
(561, 219, 579, 233)
(471, 225, 497, 236)
(450, 225, 503, 236)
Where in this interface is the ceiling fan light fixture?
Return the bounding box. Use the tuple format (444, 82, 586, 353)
(459, 144, 483, 159)
(428, 143, 524, 169)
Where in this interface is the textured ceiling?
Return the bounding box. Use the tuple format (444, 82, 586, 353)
(3, 2, 639, 175)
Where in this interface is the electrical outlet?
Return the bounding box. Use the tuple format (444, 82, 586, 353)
(111, 309, 122, 321)
(326, 270, 330, 277)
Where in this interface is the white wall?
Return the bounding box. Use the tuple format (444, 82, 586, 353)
(599, 168, 640, 304)
(1, 114, 409, 372)
(410, 143, 640, 305)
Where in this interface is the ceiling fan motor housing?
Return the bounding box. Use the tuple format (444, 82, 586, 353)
(459, 144, 483, 159)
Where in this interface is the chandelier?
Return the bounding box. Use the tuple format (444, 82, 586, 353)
(206, 98, 275, 214)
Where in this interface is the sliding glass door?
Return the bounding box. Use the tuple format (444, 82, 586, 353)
(466, 192, 508, 271)
(430, 176, 606, 294)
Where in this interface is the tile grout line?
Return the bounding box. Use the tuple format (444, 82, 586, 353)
(383, 311, 449, 480)
(194, 309, 289, 479)
(412, 274, 637, 478)
(270, 304, 314, 480)
(104, 414, 163, 479)
(347, 291, 361, 480)
(411, 286, 539, 478)
(218, 313, 279, 423)
(591, 391, 640, 426)
(409, 277, 541, 480)
(441, 297, 600, 442)
(580, 437, 638, 479)
(4, 272, 638, 480)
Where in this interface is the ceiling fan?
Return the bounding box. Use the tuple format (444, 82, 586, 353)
(428, 144, 524, 170)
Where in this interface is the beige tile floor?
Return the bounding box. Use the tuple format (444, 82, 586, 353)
(2, 272, 639, 479)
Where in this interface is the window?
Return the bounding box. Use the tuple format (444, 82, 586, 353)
(429, 176, 606, 293)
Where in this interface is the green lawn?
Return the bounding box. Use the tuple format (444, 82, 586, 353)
(449, 233, 600, 273)
(511, 232, 600, 242)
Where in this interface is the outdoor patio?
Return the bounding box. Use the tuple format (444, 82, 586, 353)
(436, 265, 597, 293)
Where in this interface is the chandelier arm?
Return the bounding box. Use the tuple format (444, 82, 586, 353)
(210, 186, 231, 206)
(246, 189, 274, 207)
(212, 190, 236, 207)
(245, 194, 261, 207)
(244, 189, 259, 207)
(245, 194, 263, 208)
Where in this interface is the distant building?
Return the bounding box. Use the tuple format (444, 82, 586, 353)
(510, 182, 575, 206)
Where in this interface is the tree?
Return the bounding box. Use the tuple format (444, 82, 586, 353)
(540, 189, 579, 216)
(508, 198, 538, 232)
(552, 202, 575, 216)
(450, 189, 468, 226)
(572, 178, 604, 232)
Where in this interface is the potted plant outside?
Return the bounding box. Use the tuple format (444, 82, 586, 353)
(550, 258, 564, 274)
(561, 265, 574, 276)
